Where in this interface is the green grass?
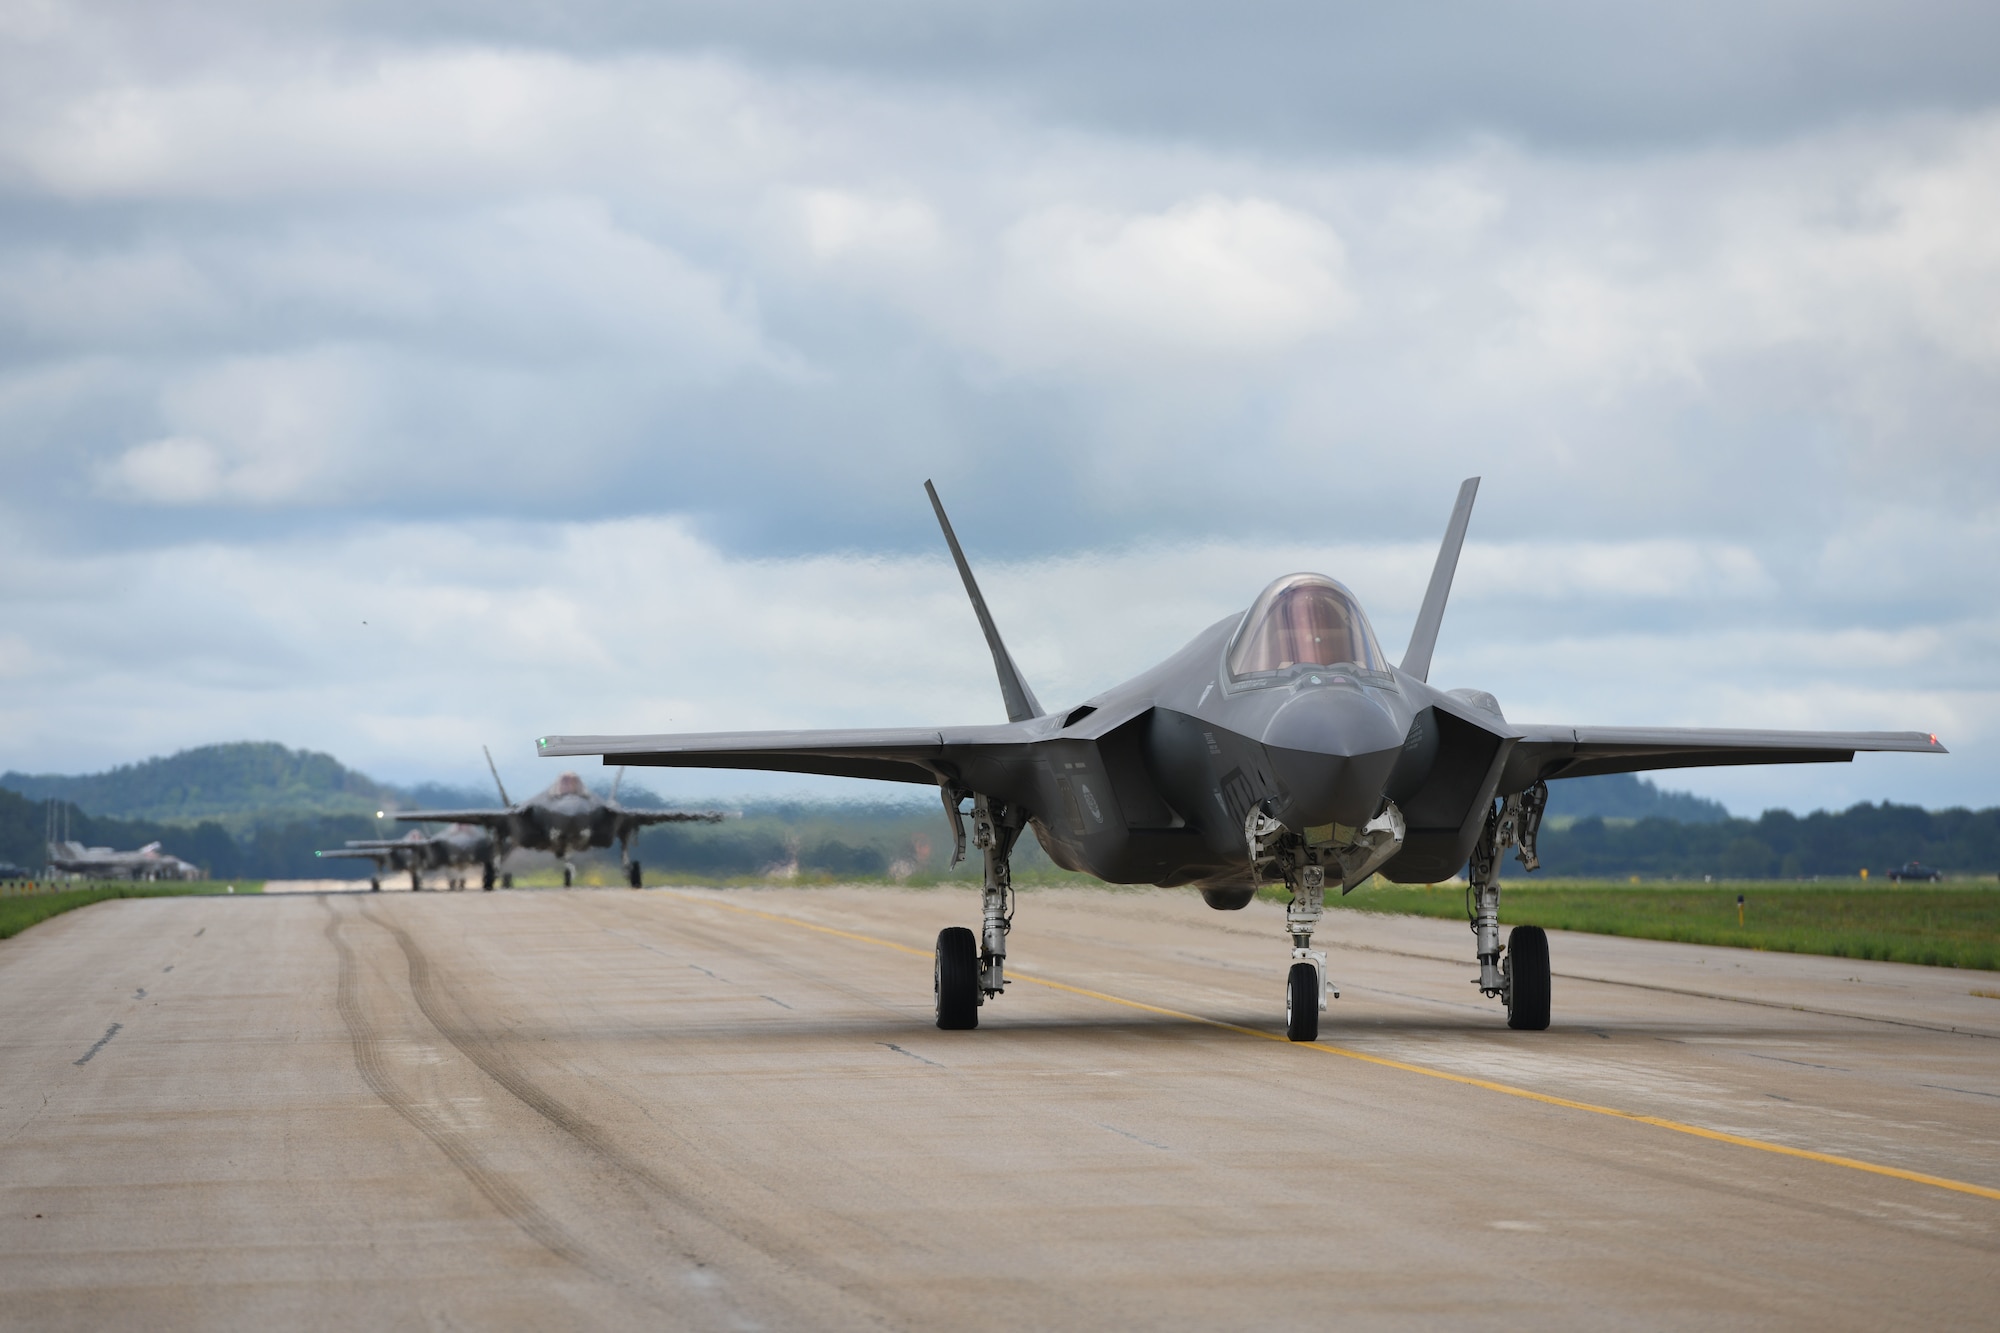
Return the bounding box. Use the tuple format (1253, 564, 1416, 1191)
(1312, 879, 2000, 972)
(0, 881, 262, 940)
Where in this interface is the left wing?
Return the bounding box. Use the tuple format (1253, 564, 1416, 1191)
(538, 724, 1031, 786)
(622, 810, 727, 827)
(1502, 724, 1945, 791)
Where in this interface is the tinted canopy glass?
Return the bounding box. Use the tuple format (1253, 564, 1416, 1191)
(1227, 574, 1387, 680)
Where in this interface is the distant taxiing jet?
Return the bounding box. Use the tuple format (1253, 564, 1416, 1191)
(395, 749, 721, 887)
(315, 824, 502, 891)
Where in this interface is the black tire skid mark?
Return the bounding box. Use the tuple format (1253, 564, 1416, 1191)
(357, 901, 897, 1324)
(319, 898, 600, 1275)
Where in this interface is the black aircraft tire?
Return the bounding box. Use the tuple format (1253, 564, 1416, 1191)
(502, 873, 513, 889)
(1285, 961, 1319, 1042)
(1200, 887, 1256, 911)
(562, 866, 573, 888)
(628, 861, 643, 889)
(370, 878, 380, 892)
(934, 927, 980, 1031)
(1506, 926, 1552, 1031)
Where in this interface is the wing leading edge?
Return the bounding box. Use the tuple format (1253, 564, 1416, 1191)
(393, 809, 511, 826)
(538, 724, 1031, 787)
(1502, 724, 1945, 790)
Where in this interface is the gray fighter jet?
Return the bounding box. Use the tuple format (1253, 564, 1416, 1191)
(46, 839, 202, 882)
(315, 824, 501, 891)
(395, 753, 722, 886)
(539, 479, 1946, 1039)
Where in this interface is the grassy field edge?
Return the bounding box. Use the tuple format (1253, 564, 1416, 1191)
(0, 882, 263, 941)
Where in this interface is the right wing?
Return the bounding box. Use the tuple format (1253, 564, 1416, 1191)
(537, 725, 1028, 786)
(314, 848, 394, 861)
(392, 808, 511, 826)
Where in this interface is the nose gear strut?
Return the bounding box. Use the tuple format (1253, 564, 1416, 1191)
(1247, 804, 1404, 1041)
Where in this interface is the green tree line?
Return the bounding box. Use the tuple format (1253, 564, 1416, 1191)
(1538, 802, 2000, 879)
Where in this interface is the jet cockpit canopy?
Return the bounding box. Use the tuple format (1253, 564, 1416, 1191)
(1226, 573, 1389, 684)
(549, 772, 589, 798)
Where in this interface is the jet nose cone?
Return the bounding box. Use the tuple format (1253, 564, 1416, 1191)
(1261, 686, 1403, 759)
(1260, 687, 1406, 830)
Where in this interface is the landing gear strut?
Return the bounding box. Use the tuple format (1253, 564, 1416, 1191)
(561, 861, 575, 888)
(933, 788, 1021, 1030)
(1281, 861, 1330, 1043)
(1468, 781, 1551, 1030)
(481, 862, 496, 891)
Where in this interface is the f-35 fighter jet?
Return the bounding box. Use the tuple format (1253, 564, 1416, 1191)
(396, 754, 722, 887)
(538, 479, 1945, 1039)
(315, 824, 501, 891)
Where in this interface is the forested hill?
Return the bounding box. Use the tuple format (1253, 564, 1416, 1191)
(0, 741, 673, 831)
(1544, 773, 1729, 824)
(2, 743, 392, 827)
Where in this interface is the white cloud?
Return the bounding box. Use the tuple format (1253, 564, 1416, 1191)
(989, 195, 1353, 370)
(792, 188, 943, 262)
(94, 435, 227, 504)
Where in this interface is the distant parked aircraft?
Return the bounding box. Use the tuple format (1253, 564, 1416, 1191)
(46, 839, 202, 881)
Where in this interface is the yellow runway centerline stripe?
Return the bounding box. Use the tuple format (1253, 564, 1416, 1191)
(665, 892, 2000, 1204)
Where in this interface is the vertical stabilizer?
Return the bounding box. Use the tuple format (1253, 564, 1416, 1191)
(482, 745, 512, 807)
(1401, 477, 1480, 683)
(925, 480, 1044, 723)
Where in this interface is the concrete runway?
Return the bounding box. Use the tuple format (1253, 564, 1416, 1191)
(2, 885, 1996, 1330)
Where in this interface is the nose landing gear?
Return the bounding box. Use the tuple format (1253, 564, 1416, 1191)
(1249, 808, 1411, 1042)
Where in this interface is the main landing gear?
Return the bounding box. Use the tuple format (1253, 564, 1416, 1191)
(627, 860, 643, 889)
(409, 869, 424, 892)
(369, 876, 381, 892)
(561, 861, 575, 888)
(934, 790, 1022, 1030)
(1468, 782, 1552, 1031)
(481, 863, 496, 892)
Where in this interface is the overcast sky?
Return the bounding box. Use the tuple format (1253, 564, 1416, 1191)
(1, 1, 1993, 814)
